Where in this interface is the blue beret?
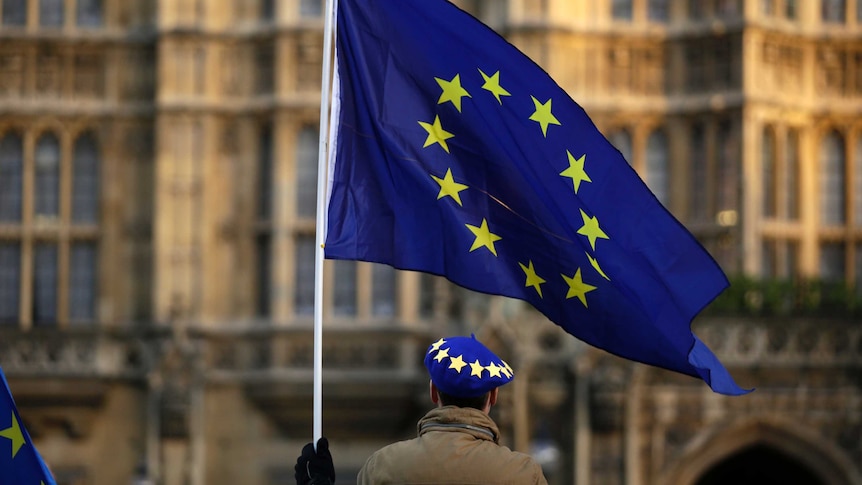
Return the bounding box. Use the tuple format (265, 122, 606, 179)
(424, 335, 514, 398)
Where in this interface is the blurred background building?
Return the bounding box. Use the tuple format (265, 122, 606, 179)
(0, 0, 860, 483)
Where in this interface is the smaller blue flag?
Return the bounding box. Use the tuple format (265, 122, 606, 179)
(0, 367, 56, 485)
(326, 0, 748, 395)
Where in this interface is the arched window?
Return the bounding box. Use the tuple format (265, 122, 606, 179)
(76, 0, 102, 27)
(820, 131, 845, 225)
(0, 133, 23, 222)
(39, 0, 64, 26)
(296, 126, 319, 218)
(1, 0, 26, 25)
(612, 0, 633, 20)
(73, 133, 99, 223)
(609, 129, 633, 165)
(762, 127, 777, 218)
(34, 133, 60, 218)
(646, 129, 669, 206)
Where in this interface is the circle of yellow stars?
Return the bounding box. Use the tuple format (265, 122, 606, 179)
(428, 338, 513, 380)
(417, 68, 614, 308)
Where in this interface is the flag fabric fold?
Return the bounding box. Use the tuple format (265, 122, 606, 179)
(325, 0, 748, 395)
(0, 367, 56, 485)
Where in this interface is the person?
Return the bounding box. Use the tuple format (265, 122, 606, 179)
(295, 335, 549, 485)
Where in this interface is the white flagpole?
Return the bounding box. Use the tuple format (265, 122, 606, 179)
(313, 0, 338, 446)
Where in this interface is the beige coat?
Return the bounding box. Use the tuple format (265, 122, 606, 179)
(357, 406, 549, 485)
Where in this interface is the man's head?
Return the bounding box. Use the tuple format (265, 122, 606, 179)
(423, 335, 513, 412)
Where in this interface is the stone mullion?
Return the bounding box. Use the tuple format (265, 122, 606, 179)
(57, 129, 72, 327)
(19, 130, 35, 329)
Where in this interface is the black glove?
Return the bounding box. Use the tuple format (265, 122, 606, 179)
(295, 437, 335, 485)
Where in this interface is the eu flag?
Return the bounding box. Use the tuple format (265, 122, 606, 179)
(325, 0, 747, 395)
(0, 367, 56, 485)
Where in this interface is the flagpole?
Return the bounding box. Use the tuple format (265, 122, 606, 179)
(313, 0, 337, 446)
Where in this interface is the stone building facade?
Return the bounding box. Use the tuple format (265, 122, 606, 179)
(0, 0, 860, 484)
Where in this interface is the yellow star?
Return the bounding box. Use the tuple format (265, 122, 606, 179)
(577, 209, 609, 251)
(466, 219, 502, 256)
(502, 360, 514, 377)
(429, 338, 446, 353)
(528, 96, 561, 137)
(562, 268, 597, 307)
(448, 354, 467, 373)
(470, 359, 485, 378)
(431, 168, 469, 206)
(0, 411, 26, 458)
(433, 347, 450, 363)
(478, 69, 510, 104)
(518, 260, 546, 298)
(586, 252, 610, 280)
(486, 362, 503, 378)
(435, 74, 471, 112)
(560, 151, 591, 194)
(418, 115, 455, 153)
(499, 362, 512, 378)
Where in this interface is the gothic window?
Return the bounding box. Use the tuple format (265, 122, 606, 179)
(293, 235, 315, 316)
(822, 0, 846, 23)
(784, 128, 799, 220)
(612, 0, 632, 20)
(820, 130, 846, 225)
(690, 123, 708, 222)
(300, 0, 321, 18)
(296, 126, 319, 219)
(73, 52, 105, 99)
(256, 233, 271, 317)
(858, 0, 862, 21)
(716, 0, 741, 18)
(716, 120, 738, 214)
(333, 260, 357, 316)
(0, 243, 19, 324)
(35, 133, 60, 218)
(688, 0, 704, 20)
(419, 273, 437, 319)
(608, 129, 632, 165)
(255, 42, 274, 96)
(33, 244, 58, 325)
(647, 0, 669, 22)
(646, 129, 669, 206)
(39, 0, 64, 26)
(261, 0, 274, 21)
(372, 264, 396, 317)
(762, 127, 778, 218)
(0, 133, 22, 222)
(786, 0, 798, 19)
(73, 133, 99, 223)
(820, 242, 845, 281)
(257, 124, 273, 220)
(297, 34, 323, 91)
(256, 124, 273, 317)
(1, 0, 25, 25)
(855, 136, 862, 226)
(761, 239, 777, 278)
(76, 0, 102, 27)
(69, 242, 97, 322)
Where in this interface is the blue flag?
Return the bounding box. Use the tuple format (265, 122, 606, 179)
(0, 368, 56, 485)
(325, 0, 748, 395)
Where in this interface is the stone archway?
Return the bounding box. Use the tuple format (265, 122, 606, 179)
(661, 417, 861, 485)
(694, 444, 824, 485)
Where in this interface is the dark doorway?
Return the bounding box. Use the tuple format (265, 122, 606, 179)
(696, 444, 824, 485)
